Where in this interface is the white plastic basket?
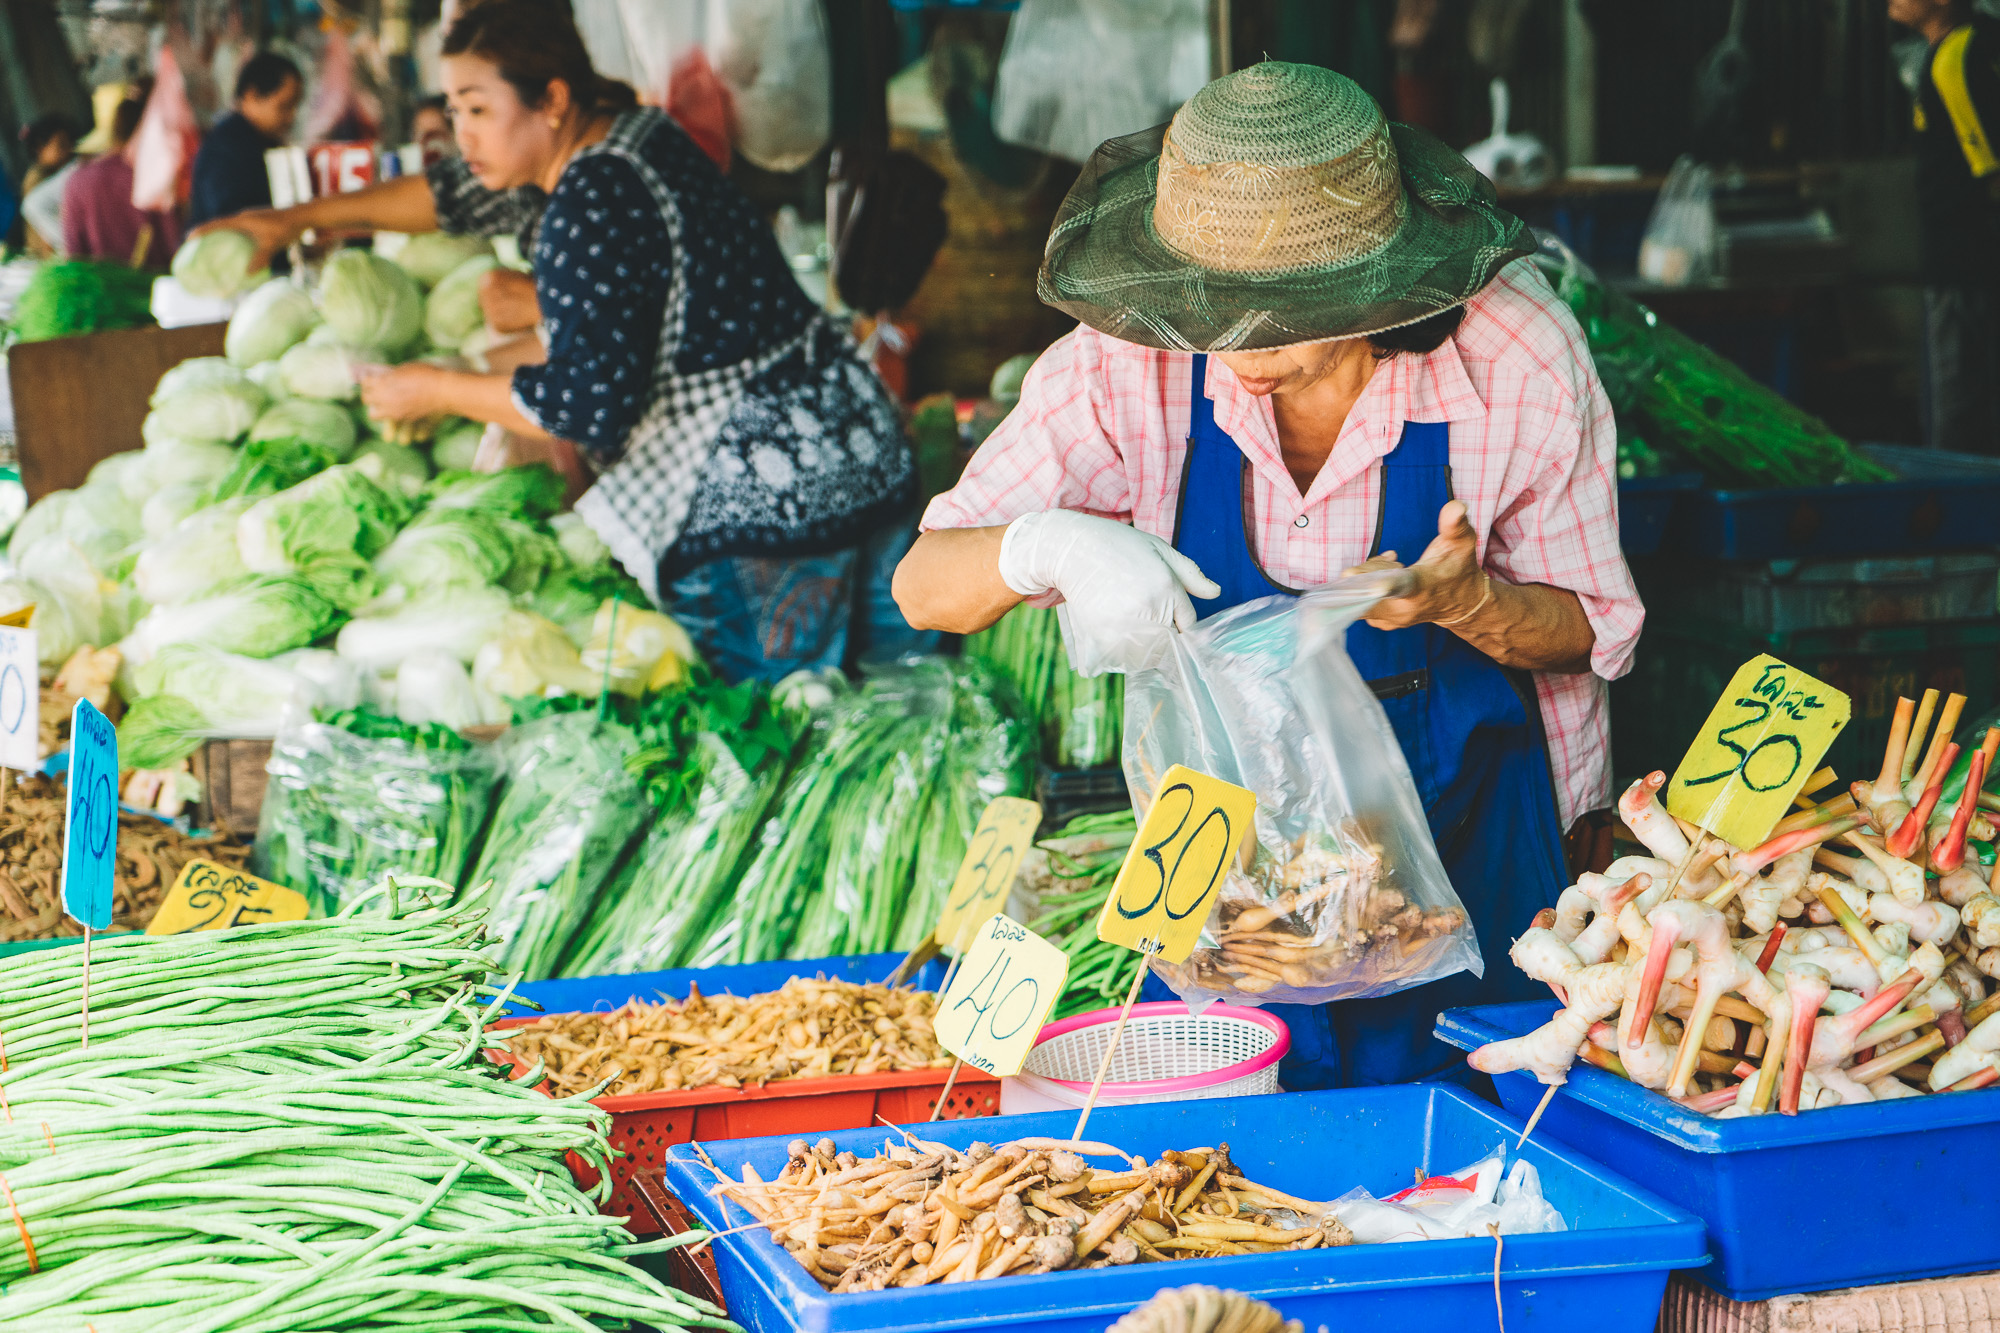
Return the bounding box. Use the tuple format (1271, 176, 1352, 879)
(998, 1002, 1290, 1114)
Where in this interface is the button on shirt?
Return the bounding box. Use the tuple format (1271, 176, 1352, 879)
(922, 258, 1643, 829)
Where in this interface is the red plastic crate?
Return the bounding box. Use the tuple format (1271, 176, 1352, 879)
(491, 1017, 1000, 1232)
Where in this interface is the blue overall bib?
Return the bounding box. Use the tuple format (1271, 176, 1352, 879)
(1140, 355, 1570, 1087)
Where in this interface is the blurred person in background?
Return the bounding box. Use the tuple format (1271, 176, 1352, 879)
(63, 89, 179, 267)
(412, 95, 455, 167)
(19, 114, 77, 194)
(0, 160, 17, 247)
(17, 114, 78, 256)
(188, 52, 304, 227)
(1892, 0, 2000, 452)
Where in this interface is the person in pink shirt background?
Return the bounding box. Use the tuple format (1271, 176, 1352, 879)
(896, 62, 1642, 1091)
(63, 84, 181, 269)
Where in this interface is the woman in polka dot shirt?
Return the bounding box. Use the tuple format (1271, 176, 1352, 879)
(197, 1, 925, 683)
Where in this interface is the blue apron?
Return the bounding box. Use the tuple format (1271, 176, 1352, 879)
(1138, 355, 1570, 1087)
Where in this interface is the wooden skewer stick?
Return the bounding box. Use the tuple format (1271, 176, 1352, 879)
(1072, 951, 1150, 1143)
(929, 1058, 964, 1123)
(1516, 1083, 1558, 1150)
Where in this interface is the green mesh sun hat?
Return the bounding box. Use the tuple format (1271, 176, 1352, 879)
(1039, 62, 1535, 352)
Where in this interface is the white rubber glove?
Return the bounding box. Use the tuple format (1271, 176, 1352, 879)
(997, 510, 1221, 675)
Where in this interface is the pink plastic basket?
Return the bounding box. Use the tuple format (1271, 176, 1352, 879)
(1001, 1002, 1290, 1112)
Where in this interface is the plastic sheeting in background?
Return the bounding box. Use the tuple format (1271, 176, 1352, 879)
(130, 45, 201, 214)
(991, 0, 1209, 164)
(604, 0, 831, 172)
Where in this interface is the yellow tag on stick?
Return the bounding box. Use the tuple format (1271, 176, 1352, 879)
(147, 860, 310, 936)
(1666, 655, 1851, 851)
(935, 796, 1043, 952)
(1097, 765, 1258, 963)
(0, 606, 34, 629)
(934, 913, 1069, 1076)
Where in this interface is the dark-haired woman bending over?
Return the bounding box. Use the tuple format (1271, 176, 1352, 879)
(196, 0, 925, 683)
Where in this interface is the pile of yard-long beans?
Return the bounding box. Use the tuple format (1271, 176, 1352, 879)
(964, 604, 1122, 768)
(0, 877, 735, 1332)
(1029, 809, 1143, 1020)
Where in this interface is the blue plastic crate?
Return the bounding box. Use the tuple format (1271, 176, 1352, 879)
(504, 951, 950, 1018)
(1437, 1001, 2000, 1300)
(1618, 473, 1702, 556)
(1668, 445, 2000, 560)
(660, 1085, 1708, 1333)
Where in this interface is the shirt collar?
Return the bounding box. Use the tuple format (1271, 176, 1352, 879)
(1199, 336, 1486, 504)
(1389, 336, 1488, 425)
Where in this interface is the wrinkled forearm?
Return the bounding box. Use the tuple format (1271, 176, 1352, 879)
(1450, 579, 1596, 673)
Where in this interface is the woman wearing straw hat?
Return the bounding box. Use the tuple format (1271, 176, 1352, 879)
(897, 63, 1643, 1089)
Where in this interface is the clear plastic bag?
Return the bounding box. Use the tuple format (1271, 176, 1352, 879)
(991, 0, 1210, 164)
(692, 658, 1034, 965)
(1127, 576, 1482, 1007)
(254, 708, 500, 917)
(463, 712, 649, 980)
(1329, 1148, 1567, 1243)
(613, 0, 831, 172)
(557, 732, 791, 975)
(1637, 155, 1717, 287)
(897, 660, 1038, 950)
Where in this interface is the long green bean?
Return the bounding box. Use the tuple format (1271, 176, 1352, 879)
(0, 877, 737, 1332)
(1027, 809, 1141, 1019)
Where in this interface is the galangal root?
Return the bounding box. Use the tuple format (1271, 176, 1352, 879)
(1159, 820, 1467, 999)
(710, 1134, 1352, 1292)
(502, 977, 951, 1098)
(1108, 1286, 1305, 1333)
(0, 772, 250, 942)
(1471, 695, 2000, 1114)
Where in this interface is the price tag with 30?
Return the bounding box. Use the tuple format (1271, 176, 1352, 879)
(147, 860, 310, 936)
(1667, 654, 1851, 851)
(934, 913, 1069, 1077)
(1097, 765, 1257, 964)
(934, 796, 1042, 953)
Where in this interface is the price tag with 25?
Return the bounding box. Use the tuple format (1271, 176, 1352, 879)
(62, 699, 118, 930)
(147, 859, 310, 936)
(933, 913, 1069, 1077)
(1666, 654, 1851, 851)
(1097, 764, 1258, 964)
(934, 796, 1042, 953)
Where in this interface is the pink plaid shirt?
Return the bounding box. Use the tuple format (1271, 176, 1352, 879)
(924, 259, 1643, 829)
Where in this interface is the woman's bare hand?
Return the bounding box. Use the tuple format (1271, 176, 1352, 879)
(358, 362, 448, 423)
(479, 268, 542, 334)
(189, 209, 301, 273)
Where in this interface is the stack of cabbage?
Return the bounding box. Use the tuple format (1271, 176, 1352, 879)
(0, 232, 649, 771)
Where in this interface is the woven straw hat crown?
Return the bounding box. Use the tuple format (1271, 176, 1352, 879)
(1154, 62, 1406, 274)
(1038, 61, 1533, 351)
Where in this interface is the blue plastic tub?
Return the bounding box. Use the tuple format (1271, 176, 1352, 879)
(1618, 473, 1702, 556)
(661, 1085, 1708, 1333)
(1667, 444, 2000, 560)
(1437, 1002, 2000, 1300)
(503, 951, 950, 1018)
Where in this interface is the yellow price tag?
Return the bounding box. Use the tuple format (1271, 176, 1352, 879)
(146, 859, 310, 936)
(934, 913, 1069, 1077)
(0, 606, 34, 629)
(1666, 654, 1851, 851)
(934, 796, 1043, 952)
(1097, 765, 1257, 963)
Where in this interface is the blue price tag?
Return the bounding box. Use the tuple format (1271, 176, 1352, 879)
(62, 699, 118, 931)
